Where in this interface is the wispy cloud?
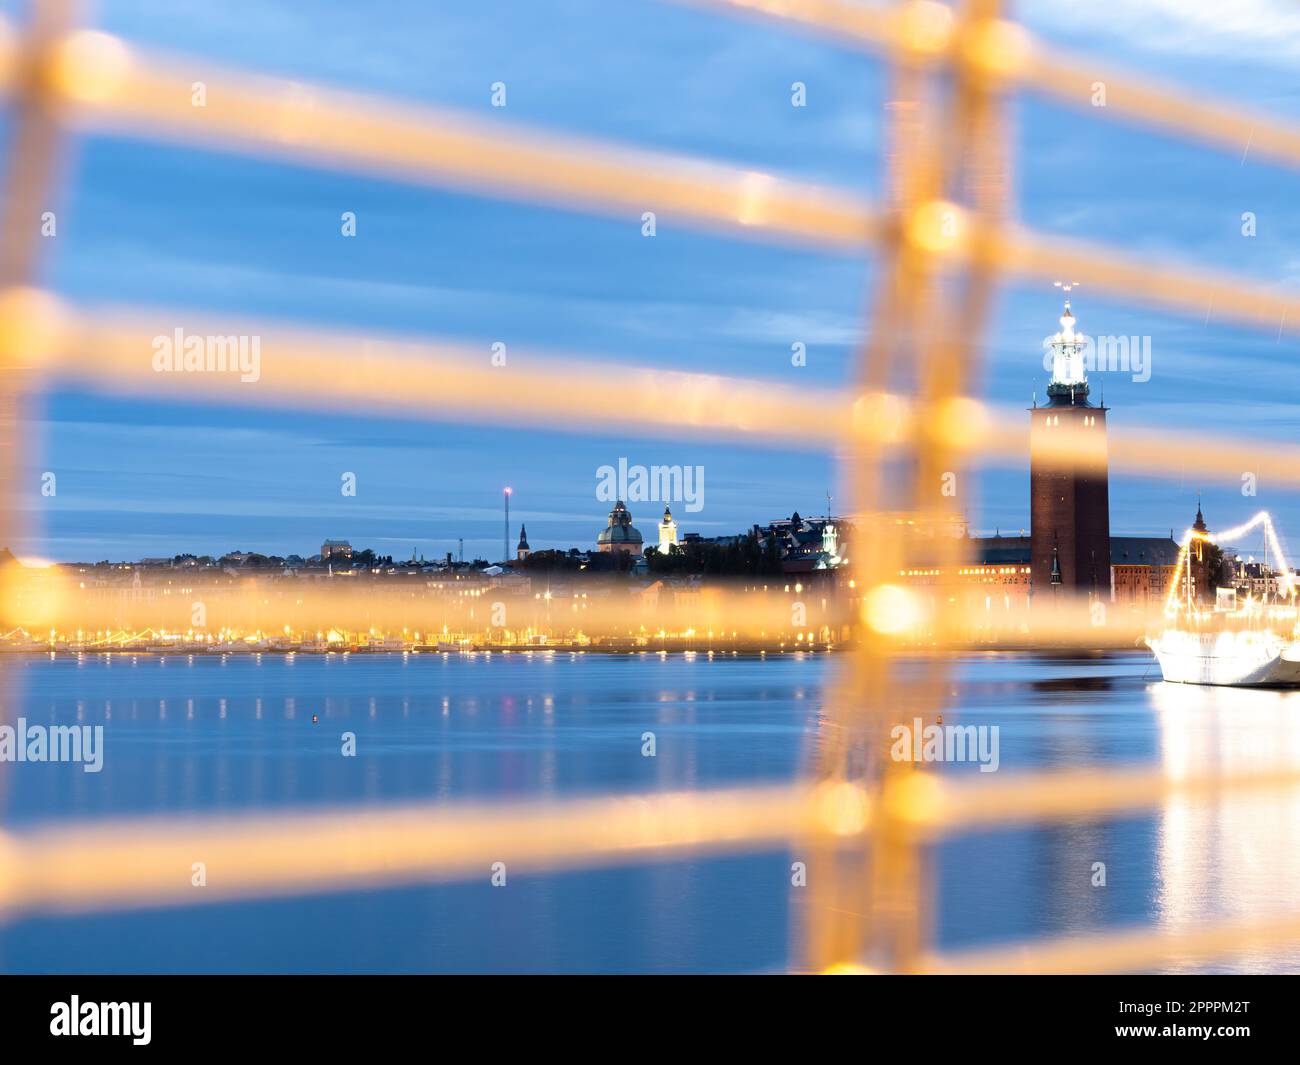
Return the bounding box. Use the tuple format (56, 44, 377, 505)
(1023, 0, 1300, 64)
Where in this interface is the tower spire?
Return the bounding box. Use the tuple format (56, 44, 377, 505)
(1046, 283, 1090, 406)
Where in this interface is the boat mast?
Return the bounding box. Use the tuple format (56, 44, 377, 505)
(1264, 520, 1270, 605)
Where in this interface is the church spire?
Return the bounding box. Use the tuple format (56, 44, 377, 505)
(658, 506, 678, 554)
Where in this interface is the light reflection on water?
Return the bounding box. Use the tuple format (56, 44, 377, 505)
(1148, 682, 1300, 973)
(0, 651, 1296, 973)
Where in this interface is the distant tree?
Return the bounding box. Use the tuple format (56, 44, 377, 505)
(519, 549, 585, 572)
(582, 550, 637, 573)
(1207, 543, 1231, 589)
(645, 532, 781, 576)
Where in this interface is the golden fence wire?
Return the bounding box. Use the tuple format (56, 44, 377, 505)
(12, 297, 1300, 486)
(688, 0, 1300, 172)
(1, 0, 1300, 973)
(0, 0, 76, 897)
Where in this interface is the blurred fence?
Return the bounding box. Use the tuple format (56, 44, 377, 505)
(2, 0, 1300, 972)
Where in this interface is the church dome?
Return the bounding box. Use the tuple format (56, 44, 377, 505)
(597, 501, 644, 551)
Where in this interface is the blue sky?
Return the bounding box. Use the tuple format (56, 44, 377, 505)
(7, 0, 1300, 562)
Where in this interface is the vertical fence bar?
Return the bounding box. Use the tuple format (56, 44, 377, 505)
(0, 0, 76, 812)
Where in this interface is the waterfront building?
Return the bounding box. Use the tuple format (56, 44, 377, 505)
(906, 530, 1179, 611)
(754, 512, 852, 574)
(1233, 560, 1291, 601)
(321, 538, 352, 561)
(1111, 535, 1182, 607)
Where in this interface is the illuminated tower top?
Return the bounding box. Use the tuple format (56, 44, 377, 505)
(1029, 283, 1110, 597)
(658, 505, 677, 553)
(1046, 282, 1092, 406)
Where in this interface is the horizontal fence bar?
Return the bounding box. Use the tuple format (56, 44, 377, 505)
(7, 27, 1294, 343)
(999, 224, 1300, 342)
(19, 295, 852, 448)
(905, 764, 1300, 838)
(43, 28, 878, 252)
(677, 0, 899, 53)
(1023, 45, 1300, 172)
(0, 783, 831, 916)
(13, 293, 1300, 486)
(4, 762, 1300, 919)
(685, 0, 1300, 173)
(974, 408, 1300, 488)
(927, 910, 1300, 975)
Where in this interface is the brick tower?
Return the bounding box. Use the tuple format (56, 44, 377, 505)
(1030, 289, 1111, 601)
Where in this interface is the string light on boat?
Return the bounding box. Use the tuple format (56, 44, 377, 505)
(1164, 510, 1296, 615)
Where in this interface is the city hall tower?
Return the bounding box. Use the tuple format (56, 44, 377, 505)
(1030, 288, 1111, 599)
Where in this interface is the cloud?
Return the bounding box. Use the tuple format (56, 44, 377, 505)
(1023, 0, 1300, 64)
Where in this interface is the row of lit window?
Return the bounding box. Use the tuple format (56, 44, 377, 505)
(1041, 414, 1099, 427)
(899, 567, 1031, 577)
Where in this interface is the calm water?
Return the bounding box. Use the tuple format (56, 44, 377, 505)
(1, 650, 1298, 973)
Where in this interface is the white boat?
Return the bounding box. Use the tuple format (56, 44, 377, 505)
(1148, 627, 1300, 687)
(1148, 510, 1300, 687)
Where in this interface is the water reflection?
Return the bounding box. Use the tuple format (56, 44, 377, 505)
(1150, 681, 1300, 971)
(2, 652, 1298, 971)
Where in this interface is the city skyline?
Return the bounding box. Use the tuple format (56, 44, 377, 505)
(3, 0, 1299, 995)
(12, 0, 1300, 561)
